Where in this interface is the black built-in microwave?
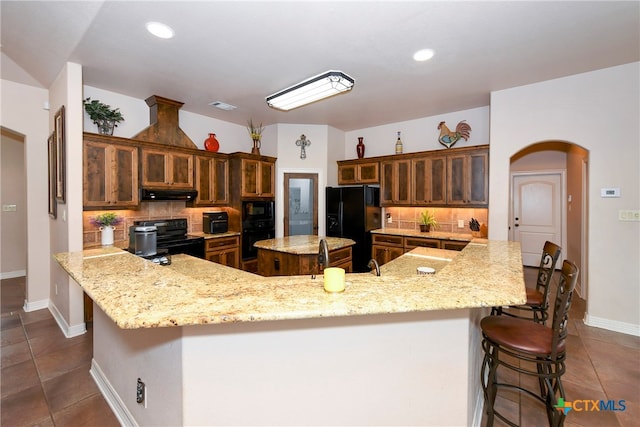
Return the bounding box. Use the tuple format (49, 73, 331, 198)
(242, 201, 274, 222)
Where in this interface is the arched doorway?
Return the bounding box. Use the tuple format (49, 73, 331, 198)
(509, 141, 589, 299)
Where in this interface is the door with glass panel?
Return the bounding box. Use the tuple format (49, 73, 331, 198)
(284, 173, 318, 236)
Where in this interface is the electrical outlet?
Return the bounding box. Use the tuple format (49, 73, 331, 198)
(457, 220, 465, 228)
(386, 214, 392, 224)
(136, 378, 146, 407)
(2, 204, 16, 212)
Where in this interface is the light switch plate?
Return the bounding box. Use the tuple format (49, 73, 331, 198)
(457, 220, 465, 228)
(618, 210, 640, 221)
(601, 188, 620, 198)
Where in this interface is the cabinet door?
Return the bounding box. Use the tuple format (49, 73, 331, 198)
(447, 150, 488, 206)
(381, 160, 411, 206)
(412, 156, 445, 205)
(195, 156, 229, 206)
(111, 145, 139, 207)
(169, 152, 194, 188)
(371, 244, 403, 265)
(404, 237, 441, 251)
(141, 149, 168, 187)
(338, 164, 357, 185)
(142, 149, 193, 188)
(357, 162, 379, 183)
(84, 141, 138, 208)
(259, 160, 275, 197)
(442, 241, 469, 251)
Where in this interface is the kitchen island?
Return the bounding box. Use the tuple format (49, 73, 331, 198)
(54, 240, 525, 426)
(254, 235, 355, 276)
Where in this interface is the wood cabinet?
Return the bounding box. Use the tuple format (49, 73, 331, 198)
(193, 154, 229, 206)
(337, 160, 380, 185)
(446, 148, 488, 206)
(83, 137, 139, 208)
(404, 236, 441, 250)
(205, 235, 239, 268)
(371, 234, 404, 265)
(441, 240, 469, 251)
(380, 159, 411, 206)
(411, 155, 446, 205)
(257, 247, 352, 277)
(230, 154, 276, 198)
(141, 148, 193, 189)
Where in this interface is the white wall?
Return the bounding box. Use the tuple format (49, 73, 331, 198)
(344, 106, 490, 159)
(490, 62, 640, 334)
(0, 132, 27, 277)
(49, 62, 86, 336)
(0, 79, 50, 308)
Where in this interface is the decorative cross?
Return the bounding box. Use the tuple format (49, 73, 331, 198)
(295, 134, 311, 159)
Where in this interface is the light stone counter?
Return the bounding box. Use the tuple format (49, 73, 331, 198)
(188, 231, 240, 239)
(372, 227, 477, 241)
(253, 235, 355, 254)
(54, 240, 525, 329)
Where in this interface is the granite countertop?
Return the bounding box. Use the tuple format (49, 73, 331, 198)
(253, 235, 355, 254)
(54, 240, 525, 329)
(189, 231, 241, 240)
(372, 227, 488, 242)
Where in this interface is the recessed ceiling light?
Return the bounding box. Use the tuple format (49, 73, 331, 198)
(413, 49, 435, 62)
(146, 21, 174, 39)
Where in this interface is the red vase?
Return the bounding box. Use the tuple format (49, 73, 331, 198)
(204, 133, 219, 152)
(356, 137, 365, 158)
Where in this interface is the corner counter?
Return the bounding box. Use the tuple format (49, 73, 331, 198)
(54, 241, 525, 426)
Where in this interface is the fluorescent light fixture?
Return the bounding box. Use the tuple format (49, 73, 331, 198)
(413, 48, 435, 62)
(266, 70, 355, 111)
(146, 21, 174, 39)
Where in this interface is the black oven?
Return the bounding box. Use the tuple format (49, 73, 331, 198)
(242, 227, 275, 260)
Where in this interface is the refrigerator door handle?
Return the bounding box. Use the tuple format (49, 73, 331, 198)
(338, 201, 344, 236)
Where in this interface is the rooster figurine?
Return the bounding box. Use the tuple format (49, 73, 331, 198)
(437, 120, 471, 148)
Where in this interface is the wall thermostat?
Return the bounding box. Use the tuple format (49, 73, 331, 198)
(600, 188, 620, 198)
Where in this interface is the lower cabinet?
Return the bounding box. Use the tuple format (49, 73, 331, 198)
(371, 234, 404, 265)
(257, 247, 353, 277)
(372, 233, 470, 265)
(205, 236, 240, 269)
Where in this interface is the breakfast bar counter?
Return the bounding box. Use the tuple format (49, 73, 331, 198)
(54, 241, 525, 426)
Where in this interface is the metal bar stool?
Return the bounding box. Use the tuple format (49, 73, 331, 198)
(492, 241, 562, 324)
(481, 260, 579, 427)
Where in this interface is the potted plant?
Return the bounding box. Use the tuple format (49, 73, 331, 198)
(419, 210, 438, 232)
(90, 212, 123, 246)
(83, 97, 125, 135)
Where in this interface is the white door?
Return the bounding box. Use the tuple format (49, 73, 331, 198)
(512, 173, 564, 266)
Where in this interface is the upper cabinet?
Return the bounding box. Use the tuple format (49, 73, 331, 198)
(411, 155, 446, 205)
(141, 148, 193, 189)
(364, 145, 489, 208)
(337, 159, 379, 185)
(446, 148, 488, 206)
(192, 154, 229, 206)
(83, 135, 139, 209)
(230, 153, 276, 199)
(380, 159, 411, 205)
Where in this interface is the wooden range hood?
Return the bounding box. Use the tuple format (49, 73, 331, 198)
(132, 95, 197, 149)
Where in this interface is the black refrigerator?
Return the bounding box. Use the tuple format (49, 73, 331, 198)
(326, 185, 381, 272)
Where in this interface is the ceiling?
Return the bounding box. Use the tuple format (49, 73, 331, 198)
(1, 1, 638, 131)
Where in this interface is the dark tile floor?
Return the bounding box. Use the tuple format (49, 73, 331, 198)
(1, 271, 638, 426)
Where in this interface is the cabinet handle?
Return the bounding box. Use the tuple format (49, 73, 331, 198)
(274, 258, 280, 271)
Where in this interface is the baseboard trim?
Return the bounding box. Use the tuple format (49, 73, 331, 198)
(1, 270, 26, 279)
(49, 302, 86, 338)
(90, 359, 138, 427)
(23, 298, 49, 312)
(584, 314, 640, 337)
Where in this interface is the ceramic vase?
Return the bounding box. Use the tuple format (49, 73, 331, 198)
(356, 137, 365, 158)
(251, 138, 261, 155)
(100, 225, 115, 246)
(204, 133, 220, 152)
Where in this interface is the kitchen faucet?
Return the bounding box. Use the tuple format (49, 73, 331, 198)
(368, 259, 380, 276)
(318, 238, 330, 271)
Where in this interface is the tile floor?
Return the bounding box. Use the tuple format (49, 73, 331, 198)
(1, 270, 638, 426)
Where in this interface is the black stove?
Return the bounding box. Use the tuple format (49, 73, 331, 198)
(128, 218, 205, 259)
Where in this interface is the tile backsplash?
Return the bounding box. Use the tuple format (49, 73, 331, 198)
(383, 207, 488, 234)
(83, 202, 228, 248)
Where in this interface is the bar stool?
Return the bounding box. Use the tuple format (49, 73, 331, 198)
(481, 260, 579, 427)
(492, 241, 562, 324)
